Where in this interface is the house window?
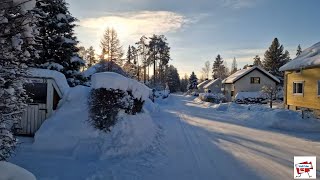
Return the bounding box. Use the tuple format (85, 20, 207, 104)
(24, 83, 47, 104)
(293, 82, 304, 95)
(318, 80, 320, 96)
(231, 91, 234, 97)
(250, 77, 260, 84)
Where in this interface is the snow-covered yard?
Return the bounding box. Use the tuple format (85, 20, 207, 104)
(10, 94, 320, 180)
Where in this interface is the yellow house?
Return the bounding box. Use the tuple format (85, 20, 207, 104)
(280, 42, 320, 114)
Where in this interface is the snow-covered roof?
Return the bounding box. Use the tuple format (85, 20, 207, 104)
(91, 72, 151, 101)
(197, 80, 210, 89)
(280, 42, 320, 71)
(203, 78, 221, 89)
(222, 66, 280, 84)
(27, 68, 70, 95)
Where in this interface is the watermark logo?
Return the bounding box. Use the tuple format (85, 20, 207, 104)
(294, 156, 316, 179)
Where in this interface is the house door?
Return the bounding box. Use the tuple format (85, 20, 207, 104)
(19, 79, 48, 136)
(20, 103, 47, 136)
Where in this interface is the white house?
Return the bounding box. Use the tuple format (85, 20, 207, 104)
(203, 79, 222, 93)
(197, 79, 211, 93)
(18, 69, 69, 136)
(222, 66, 280, 102)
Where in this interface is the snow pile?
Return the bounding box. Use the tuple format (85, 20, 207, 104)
(0, 161, 36, 180)
(280, 42, 320, 71)
(100, 112, 157, 158)
(82, 62, 128, 78)
(33, 85, 157, 157)
(28, 68, 70, 95)
(92, 72, 151, 101)
(82, 63, 102, 78)
(205, 102, 320, 132)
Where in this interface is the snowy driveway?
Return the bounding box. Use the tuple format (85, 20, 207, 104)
(11, 94, 320, 180)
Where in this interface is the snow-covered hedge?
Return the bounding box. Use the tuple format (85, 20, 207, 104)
(88, 88, 144, 132)
(199, 93, 226, 103)
(89, 72, 151, 132)
(235, 92, 267, 104)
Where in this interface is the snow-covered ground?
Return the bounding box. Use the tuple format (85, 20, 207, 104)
(10, 94, 320, 180)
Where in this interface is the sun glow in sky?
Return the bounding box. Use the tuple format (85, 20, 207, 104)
(67, 0, 320, 77)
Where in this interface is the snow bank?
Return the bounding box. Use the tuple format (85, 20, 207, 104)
(33, 85, 158, 158)
(92, 72, 151, 101)
(28, 68, 70, 95)
(280, 42, 320, 71)
(195, 99, 320, 132)
(199, 93, 225, 103)
(0, 161, 36, 180)
(100, 112, 157, 158)
(82, 63, 102, 78)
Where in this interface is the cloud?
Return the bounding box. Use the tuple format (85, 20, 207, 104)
(77, 11, 192, 51)
(220, 0, 259, 9)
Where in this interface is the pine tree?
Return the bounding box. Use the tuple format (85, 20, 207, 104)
(34, 0, 85, 86)
(296, 44, 302, 57)
(147, 35, 170, 87)
(165, 65, 180, 92)
(0, 0, 33, 161)
(231, 57, 238, 74)
(253, 55, 262, 66)
(100, 27, 124, 66)
(136, 36, 149, 83)
(263, 38, 290, 77)
(212, 54, 227, 79)
(187, 72, 198, 90)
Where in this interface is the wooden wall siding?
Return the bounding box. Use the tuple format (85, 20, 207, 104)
(285, 68, 320, 110)
(20, 104, 46, 135)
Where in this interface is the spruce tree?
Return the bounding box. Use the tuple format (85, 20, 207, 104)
(0, 0, 33, 161)
(126, 45, 132, 63)
(165, 65, 180, 92)
(212, 54, 227, 79)
(263, 38, 290, 77)
(296, 44, 302, 57)
(253, 55, 262, 66)
(34, 0, 85, 86)
(188, 72, 198, 90)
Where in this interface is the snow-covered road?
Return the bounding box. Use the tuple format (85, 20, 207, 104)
(154, 94, 320, 180)
(11, 94, 320, 180)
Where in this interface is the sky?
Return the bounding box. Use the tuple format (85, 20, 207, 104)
(66, 0, 320, 78)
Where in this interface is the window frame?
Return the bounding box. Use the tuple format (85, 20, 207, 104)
(318, 80, 320, 96)
(293, 81, 304, 96)
(250, 77, 261, 84)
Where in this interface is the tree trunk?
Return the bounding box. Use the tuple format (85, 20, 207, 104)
(269, 94, 273, 108)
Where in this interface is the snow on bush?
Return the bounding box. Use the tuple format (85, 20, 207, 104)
(0, 161, 36, 180)
(88, 88, 144, 132)
(92, 72, 151, 101)
(0, 125, 16, 161)
(199, 93, 226, 103)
